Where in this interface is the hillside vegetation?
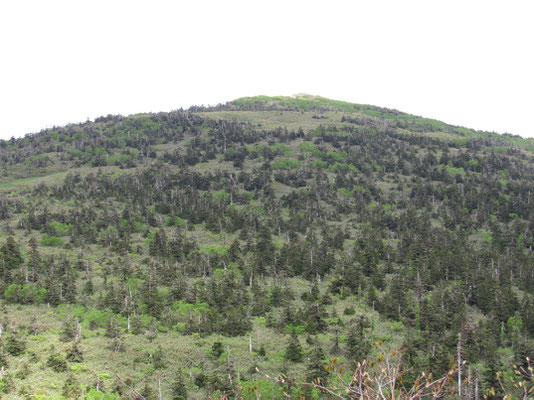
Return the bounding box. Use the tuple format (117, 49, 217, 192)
(0, 95, 533, 398)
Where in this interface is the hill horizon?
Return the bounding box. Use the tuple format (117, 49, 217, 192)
(6, 94, 530, 141)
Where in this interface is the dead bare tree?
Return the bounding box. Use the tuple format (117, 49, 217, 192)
(495, 357, 534, 399)
(257, 349, 459, 399)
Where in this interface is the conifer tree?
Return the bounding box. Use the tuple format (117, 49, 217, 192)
(170, 374, 188, 400)
(307, 342, 328, 383)
(285, 331, 303, 363)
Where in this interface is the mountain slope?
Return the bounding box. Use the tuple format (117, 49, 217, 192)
(0, 96, 533, 398)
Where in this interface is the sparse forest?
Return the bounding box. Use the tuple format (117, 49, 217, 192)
(0, 95, 533, 398)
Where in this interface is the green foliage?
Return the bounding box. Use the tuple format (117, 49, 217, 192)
(447, 165, 466, 175)
(138, 117, 160, 130)
(41, 233, 64, 247)
(107, 153, 132, 166)
(270, 143, 292, 155)
(337, 188, 353, 197)
(71, 149, 85, 158)
(240, 380, 286, 399)
(47, 221, 72, 236)
(83, 309, 112, 329)
(166, 216, 185, 226)
(85, 389, 121, 400)
(272, 158, 300, 170)
(4, 284, 21, 303)
(3, 284, 47, 304)
(47, 353, 68, 372)
(327, 150, 347, 161)
(201, 244, 229, 255)
(299, 141, 317, 152)
(309, 160, 326, 170)
(172, 300, 210, 316)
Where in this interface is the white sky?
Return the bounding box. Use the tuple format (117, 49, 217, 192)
(1, 0, 533, 139)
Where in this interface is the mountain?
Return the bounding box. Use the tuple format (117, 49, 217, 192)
(0, 95, 533, 398)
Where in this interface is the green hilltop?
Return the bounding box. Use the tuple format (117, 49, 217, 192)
(225, 94, 533, 147)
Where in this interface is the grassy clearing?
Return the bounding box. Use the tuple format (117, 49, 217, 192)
(198, 110, 344, 132)
(0, 166, 129, 194)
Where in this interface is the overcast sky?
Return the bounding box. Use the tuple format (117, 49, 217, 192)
(1, 0, 533, 139)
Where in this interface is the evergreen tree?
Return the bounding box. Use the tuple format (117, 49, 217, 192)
(62, 374, 81, 399)
(170, 374, 188, 400)
(141, 279, 164, 318)
(306, 342, 328, 383)
(484, 351, 504, 399)
(285, 331, 303, 363)
(5, 332, 26, 356)
(346, 328, 369, 362)
(346, 316, 371, 362)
